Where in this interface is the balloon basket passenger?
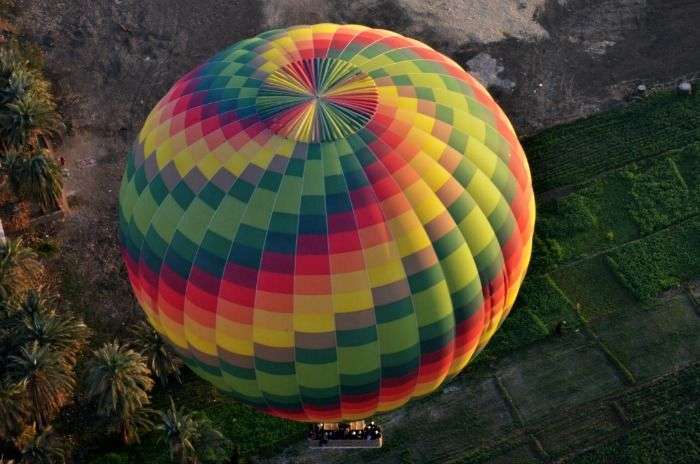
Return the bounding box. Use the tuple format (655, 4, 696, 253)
(308, 420, 383, 449)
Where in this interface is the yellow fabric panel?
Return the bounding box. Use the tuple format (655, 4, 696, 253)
(458, 207, 495, 256)
(332, 290, 374, 313)
(368, 259, 407, 287)
(466, 170, 502, 216)
(294, 313, 335, 332)
(405, 182, 445, 224)
(184, 315, 217, 355)
(253, 327, 294, 348)
(216, 317, 254, 356)
(364, 242, 401, 267)
(410, 153, 451, 191)
(394, 226, 432, 257)
(441, 244, 479, 289)
(466, 137, 499, 178)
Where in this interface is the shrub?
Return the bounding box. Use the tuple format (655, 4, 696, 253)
(537, 193, 597, 239)
(519, 275, 578, 329)
(0, 42, 61, 151)
(4, 148, 64, 212)
(607, 218, 700, 300)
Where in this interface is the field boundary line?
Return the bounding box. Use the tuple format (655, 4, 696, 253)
(535, 211, 700, 277)
(535, 141, 700, 202)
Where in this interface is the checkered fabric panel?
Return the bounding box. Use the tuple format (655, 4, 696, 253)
(119, 24, 535, 422)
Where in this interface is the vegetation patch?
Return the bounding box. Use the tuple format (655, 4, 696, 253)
(478, 307, 549, 361)
(519, 275, 580, 330)
(624, 150, 699, 235)
(607, 218, 700, 301)
(570, 403, 700, 464)
(553, 256, 638, 321)
(533, 142, 699, 273)
(523, 91, 700, 192)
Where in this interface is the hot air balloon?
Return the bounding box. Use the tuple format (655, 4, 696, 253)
(118, 24, 535, 425)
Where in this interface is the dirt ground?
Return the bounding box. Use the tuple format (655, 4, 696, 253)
(5, 0, 700, 461)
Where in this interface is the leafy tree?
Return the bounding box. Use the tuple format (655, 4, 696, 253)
(129, 320, 182, 385)
(85, 341, 154, 444)
(7, 342, 74, 429)
(157, 398, 231, 464)
(0, 67, 32, 107)
(0, 239, 42, 302)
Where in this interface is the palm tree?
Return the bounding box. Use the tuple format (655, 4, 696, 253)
(18, 425, 65, 464)
(0, 67, 37, 107)
(15, 291, 88, 365)
(85, 341, 154, 444)
(0, 92, 62, 151)
(8, 342, 74, 429)
(157, 398, 230, 464)
(4, 149, 63, 212)
(113, 406, 155, 446)
(129, 321, 182, 385)
(0, 239, 42, 302)
(0, 377, 28, 440)
(157, 398, 199, 464)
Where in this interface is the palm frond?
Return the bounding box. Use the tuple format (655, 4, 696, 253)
(8, 342, 75, 428)
(129, 321, 182, 385)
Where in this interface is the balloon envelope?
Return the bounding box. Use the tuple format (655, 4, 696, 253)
(119, 24, 535, 422)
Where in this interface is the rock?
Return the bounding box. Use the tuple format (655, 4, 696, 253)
(678, 81, 692, 95)
(586, 40, 616, 56)
(466, 53, 516, 92)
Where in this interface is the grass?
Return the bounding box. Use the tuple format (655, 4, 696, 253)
(618, 363, 700, 423)
(519, 275, 581, 329)
(624, 150, 699, 235)
(477, 307, 549, 362)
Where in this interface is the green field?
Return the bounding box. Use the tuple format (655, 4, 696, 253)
(523, 91, 700, 191)
(90, 91, 700, 463)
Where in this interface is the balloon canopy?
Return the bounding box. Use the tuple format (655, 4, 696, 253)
(119, 24, 535, 423)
